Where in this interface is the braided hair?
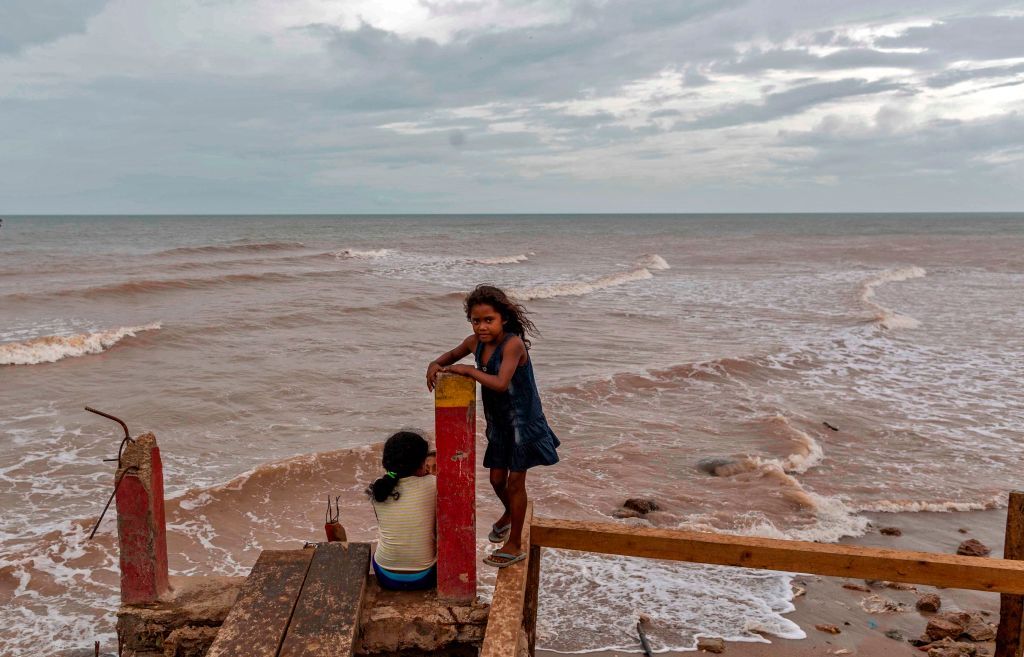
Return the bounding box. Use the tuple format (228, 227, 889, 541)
(464, 284, 539, 348)
(367, 431, 430, 502)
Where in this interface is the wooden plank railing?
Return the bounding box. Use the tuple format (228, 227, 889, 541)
(480, 503, 535, 657)
(531, 517, 1024, 593)
(481, 491, 1024, 657)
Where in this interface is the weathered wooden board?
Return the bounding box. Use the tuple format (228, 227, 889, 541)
(481, 503, 534, 657)
(531, 517, 1024, 594)
(996, 491, 1024, 657)
(278, 542, 371, 657)
(206, 549, 314, 657)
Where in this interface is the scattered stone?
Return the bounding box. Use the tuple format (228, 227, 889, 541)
(623, 498, 660, 514)
(815, 624, 841, 634)
(860, 594, 907, 614)
(880, 527, 903, 536)
(696, 457, 736, 476)
(885, 629, 905, 641)
(925, 637, 977, 657)
(956, 539, 991, 557)
(844, 621, 851, 626)
(612, 508, 643, 519)
(864, 579, 880, 587)
(697, 637, 725, 653)
(925, 612, 971, 641)
(963, 613, 996, 641)
(843, 583, 871, 592)
(958, 528, 969, 534)
(792, 585, 806, 597)
(916, 594, 942, 612)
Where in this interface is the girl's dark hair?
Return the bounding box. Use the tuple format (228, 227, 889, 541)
(464, 284, 539, 348)
(367, 431, 430, 502)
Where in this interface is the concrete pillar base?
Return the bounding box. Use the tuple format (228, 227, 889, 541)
(117, 574, 489, 657)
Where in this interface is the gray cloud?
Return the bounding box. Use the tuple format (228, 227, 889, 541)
(877, 15, 1024, 62)
(0, 0, 107, 54)
(926, 62, 1024, 89)
(0, 0, 1021, 213)
(677, 78, 909, 131)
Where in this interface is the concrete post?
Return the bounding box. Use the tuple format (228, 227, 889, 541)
(434, 373, 477, 602)
(116, 432, 170, 604)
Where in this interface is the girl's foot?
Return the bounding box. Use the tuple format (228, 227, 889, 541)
(483, 550, 526, 568)
(488, 522, 512, 543)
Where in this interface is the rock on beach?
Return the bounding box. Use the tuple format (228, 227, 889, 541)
(696, 637, 725, 653)
(956, 539, 991, 557)
(622, 498, 660, 514)
(917, 593, 942, 612)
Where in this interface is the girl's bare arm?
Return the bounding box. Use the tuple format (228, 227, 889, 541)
(445, 337, 524, 392)
(427, 335, 475, 391)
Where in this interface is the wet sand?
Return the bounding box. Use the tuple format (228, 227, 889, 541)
(540, 507, 1008, 656)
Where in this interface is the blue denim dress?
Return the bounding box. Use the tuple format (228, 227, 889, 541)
(475, 333, 560, 472)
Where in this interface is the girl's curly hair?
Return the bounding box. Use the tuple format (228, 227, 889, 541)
(464, 284, 539, 348)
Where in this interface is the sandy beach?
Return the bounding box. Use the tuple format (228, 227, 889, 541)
(544, 507, 1008, 656)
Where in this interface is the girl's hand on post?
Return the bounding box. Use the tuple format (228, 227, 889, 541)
(426, 361, 443, 391)
(443, 364, 473, 377)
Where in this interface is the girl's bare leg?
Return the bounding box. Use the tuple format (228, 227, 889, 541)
(500, 471, 528, 557)
(490, 468, 511, 528)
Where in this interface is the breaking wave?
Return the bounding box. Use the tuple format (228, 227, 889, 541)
(636, 253, 671, 270)
(470, 254, 529, 265)
(157, 241, 305, 256)
(0, 323, 161, 366)
(550, 353, 794, 402)
(858, 266, 926, 329)
(513, 254, 669, 301)
(9, 270, 351, 301)
(855, 495, 1003, 513)
(333, 248, 394, 259)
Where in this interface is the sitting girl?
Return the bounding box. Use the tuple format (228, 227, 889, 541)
(367, 431, 437, 591)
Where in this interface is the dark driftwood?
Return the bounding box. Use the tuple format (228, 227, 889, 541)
(997, 492, 1024, 657)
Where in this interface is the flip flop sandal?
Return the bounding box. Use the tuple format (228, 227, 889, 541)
(483, 551, 527, 568)
(488, 522, 512, 543)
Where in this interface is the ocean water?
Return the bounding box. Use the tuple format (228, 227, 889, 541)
(1, 214, 1023, 655)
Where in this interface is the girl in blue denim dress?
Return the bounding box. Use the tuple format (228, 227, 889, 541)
(426, 285, 560, 568)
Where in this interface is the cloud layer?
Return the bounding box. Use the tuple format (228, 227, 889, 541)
(1, 0, 1021, 212)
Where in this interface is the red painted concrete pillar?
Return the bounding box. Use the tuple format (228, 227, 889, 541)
(434, 373, 477, 602)
(115, 432, 170, 605)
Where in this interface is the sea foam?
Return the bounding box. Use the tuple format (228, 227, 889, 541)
(513, 254, 669, 300)
(0, 323, 161, 366)
(471, 254, 529, 265)
(859, 266, 926, 329)
(333, 248, 394, 259)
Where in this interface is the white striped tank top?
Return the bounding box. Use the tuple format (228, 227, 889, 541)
(371, 474, 437, 572)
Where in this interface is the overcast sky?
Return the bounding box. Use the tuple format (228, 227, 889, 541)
(1, 0, 1022, 213)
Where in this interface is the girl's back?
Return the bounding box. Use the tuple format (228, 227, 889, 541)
(372, 474, 437, 572)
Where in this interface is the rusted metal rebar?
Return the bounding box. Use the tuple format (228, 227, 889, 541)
(85, 407, 139, 540)
(88, 466, 138, 540)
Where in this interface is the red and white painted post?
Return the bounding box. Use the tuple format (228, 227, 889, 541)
(434, 373, 477, 602)
(115, 432, 170, 605)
